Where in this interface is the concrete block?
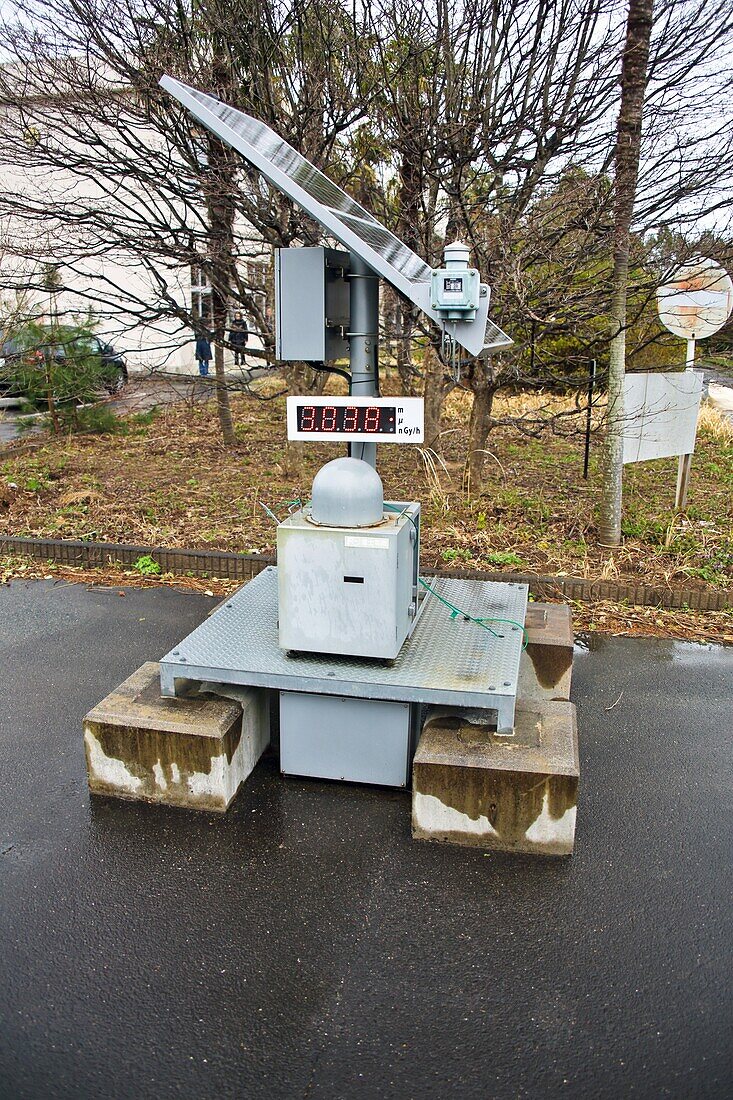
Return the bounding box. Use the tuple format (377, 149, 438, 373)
(412, 701, 579, 856)
(83, 663, 269, 812)
(518, 603, 574, 704)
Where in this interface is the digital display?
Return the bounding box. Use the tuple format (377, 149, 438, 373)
(296, 404, 396, 434)
(286, 396, 424, 442)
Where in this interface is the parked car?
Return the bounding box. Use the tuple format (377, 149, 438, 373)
(0, 334, 27, 402)
(0, 329, 127, 405)
(68, 335, 128, 394)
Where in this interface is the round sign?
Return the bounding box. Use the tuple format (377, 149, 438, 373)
(657, 256, 733, 340)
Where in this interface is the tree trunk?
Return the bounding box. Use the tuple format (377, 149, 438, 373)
(600, 271, 628, 545)
(204, 52, 241, 448)
(465, 382, 495, 496)
(310, 367, 329, 396)
(212, 339, 235, 445)
(422, 344, 448, 452)
(280, 360, 311, 393)
(599, 0, 655, 547)
(394, 106, 422, 396)
(396, 300, 417, 395)
(44, 366, 61, 434)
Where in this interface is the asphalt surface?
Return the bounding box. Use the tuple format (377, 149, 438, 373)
(0, 581, 731, 1099)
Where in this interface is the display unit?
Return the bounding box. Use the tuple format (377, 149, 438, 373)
(285, 396, 424, 443)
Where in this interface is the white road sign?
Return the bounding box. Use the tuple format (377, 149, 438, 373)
(657, 256, 733, 340)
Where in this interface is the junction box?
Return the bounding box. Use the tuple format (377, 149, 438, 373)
(275, 246, 350, 361)
(277, 456, 420, 661)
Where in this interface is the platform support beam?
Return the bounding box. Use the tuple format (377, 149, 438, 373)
(412, 603, 579, 855)
(412, 701, 579, 856)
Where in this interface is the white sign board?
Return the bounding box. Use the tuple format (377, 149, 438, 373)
(622, 370, 703, 465)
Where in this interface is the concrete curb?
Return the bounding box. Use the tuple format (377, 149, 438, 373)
(1, 534, 731, 611)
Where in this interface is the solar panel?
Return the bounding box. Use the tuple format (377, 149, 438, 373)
(336, 213, 431, 282)
(160, 76, 512, 356)
(215, 103, 369, 221)
(483, 317, 514, 351)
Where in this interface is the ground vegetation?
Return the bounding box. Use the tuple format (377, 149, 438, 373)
(0, 0, 731, 523)
(1, 376, 730, 598)
(1, 554, 730, 645)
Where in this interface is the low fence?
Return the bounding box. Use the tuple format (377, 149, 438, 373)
(1, 534, 731, 612)
(0, 535, 274, 583)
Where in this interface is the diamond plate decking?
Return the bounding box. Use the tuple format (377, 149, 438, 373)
(159, 567, 528, 731)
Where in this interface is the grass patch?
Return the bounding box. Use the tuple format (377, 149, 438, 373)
(0, 380, 731, 594)
(133, 554, 162, 576)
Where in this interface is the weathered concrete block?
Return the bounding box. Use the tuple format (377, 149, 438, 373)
(412, 701, 579, 856)
(83, 662, 269, 812)
(518, 603, 574, 704)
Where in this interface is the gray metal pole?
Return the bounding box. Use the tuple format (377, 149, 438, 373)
(348, 254, 379, 469)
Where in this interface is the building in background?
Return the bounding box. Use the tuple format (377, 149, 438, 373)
(0, 72, 272, 377)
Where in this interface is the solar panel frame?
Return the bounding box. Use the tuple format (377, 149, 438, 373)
(160, 77, 512, 356)
(483, 317, 514, 351)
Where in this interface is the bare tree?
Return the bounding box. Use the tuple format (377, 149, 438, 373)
(0, 0, 381, 439)
(599, 0, 655, 547)
(369, 0, 733, 495)
(1, 0, 731, 484)
(365, 1, 627, 480)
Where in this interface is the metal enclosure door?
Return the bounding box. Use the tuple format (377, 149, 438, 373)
(275, 247, 350, 361)
(279, 691, 412, 787)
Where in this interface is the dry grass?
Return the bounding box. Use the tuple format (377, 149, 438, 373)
(0, 555, 238, 596)
(1, 374, 731, 598)
(567, 598, 733, 646)
(698, 400, 733, 444)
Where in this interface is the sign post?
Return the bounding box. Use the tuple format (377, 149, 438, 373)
(674, 338, 697, 509)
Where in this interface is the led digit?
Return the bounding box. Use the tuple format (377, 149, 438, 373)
(321, 405, 337, 431)
(364, 406, 380, 432)
(343, 406, 358, 432)
(300, 404, 316, 431)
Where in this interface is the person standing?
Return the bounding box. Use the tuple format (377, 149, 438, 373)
(229, 311, 249, 367)
(195, 329, 212, 377)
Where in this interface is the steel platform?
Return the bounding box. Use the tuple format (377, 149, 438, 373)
(159, 567, 528, 732)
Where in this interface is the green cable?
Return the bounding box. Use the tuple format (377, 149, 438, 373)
(419, 578, 501, 638)
(478, 616, 530, 650)
(383, 506, 528, 649)
(419, 577, 528, 649)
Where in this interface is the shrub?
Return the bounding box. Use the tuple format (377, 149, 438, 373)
(132, 554, 161, 576)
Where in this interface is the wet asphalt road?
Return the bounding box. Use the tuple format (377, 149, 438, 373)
(0, 581, 731, 1100)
